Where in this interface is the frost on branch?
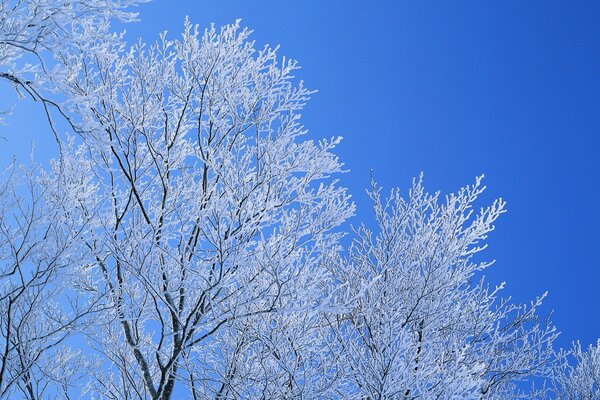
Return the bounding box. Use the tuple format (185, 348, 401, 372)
(0, 0, 145, 126)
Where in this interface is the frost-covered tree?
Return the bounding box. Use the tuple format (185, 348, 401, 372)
(553, 340, 600, 399)
(325, 176, 559, 399)
(0, 1, 598, 399)
(45, 19, 353, 399)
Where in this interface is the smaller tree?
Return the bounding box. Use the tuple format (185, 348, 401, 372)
(553, 340, 600, 399)
(326, 175, 559, 399)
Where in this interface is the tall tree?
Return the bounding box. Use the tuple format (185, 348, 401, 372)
(52, 20, 353, 399)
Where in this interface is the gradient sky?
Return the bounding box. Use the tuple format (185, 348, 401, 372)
(1, 0, 599, 352)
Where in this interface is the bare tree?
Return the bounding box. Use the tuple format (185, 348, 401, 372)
(325, 176, 559, 399)
(50, 20, 354, 399)
(552, 340, 600, 399)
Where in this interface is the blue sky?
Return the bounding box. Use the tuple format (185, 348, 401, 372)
(1, 0, 599, 352)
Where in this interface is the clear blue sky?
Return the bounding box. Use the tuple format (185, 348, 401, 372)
(1, 0, 598, 352)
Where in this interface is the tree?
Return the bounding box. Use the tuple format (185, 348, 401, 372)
(48, 19, 353, 399)
(325, 176, 558, 399)
(0, 1, 596, 399)
(553, 340, 600, 399)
